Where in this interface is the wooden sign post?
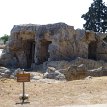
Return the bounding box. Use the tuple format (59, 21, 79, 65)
(16, 71, 30, 104)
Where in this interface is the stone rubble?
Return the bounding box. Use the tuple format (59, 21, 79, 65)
(0, 67, 12, 78)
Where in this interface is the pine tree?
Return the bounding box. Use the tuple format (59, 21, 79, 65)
(81, 0, 107, 32)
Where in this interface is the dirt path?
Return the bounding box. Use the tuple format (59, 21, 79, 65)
(1, 77, 107, 107)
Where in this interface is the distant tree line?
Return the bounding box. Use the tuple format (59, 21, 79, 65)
(81, 0, 107, 32)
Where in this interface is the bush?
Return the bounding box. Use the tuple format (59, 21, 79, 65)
(0, 34, 9, 44)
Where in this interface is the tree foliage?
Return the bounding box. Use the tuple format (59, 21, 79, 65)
(0, 34, 9, 44)
(81, 0, 107, 32)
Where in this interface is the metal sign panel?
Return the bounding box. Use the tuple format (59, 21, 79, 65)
(17, 73, 30, 82)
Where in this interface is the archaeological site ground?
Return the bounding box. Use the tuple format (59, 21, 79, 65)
(0, 23, 107, 107)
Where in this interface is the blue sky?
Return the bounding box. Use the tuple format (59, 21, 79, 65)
(0, 0, 107, 36)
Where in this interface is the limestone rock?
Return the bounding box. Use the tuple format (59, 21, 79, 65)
(0, 52, 18, 67)
(43, 57, 107, 70)
(43, 67, 65, 80)
(0, 22, 107, 71)
(13, 68, 24, 76)
(43, 58, 107, 80)
(0, 67, 12, 78)
(87, 67, 103, 77)
(63, 64, 87, 81)
(85, 76, 93, 80)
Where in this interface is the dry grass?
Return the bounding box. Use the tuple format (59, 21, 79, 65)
(1, 76, 107, 107)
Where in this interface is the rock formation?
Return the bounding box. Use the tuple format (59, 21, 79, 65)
(0, 22, 107, 80)
(43, 57, 107, 80)
(0, 67, 12, 78)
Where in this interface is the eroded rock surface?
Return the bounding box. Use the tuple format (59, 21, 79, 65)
(0, 23, 107, 80)
(43, 57, 107, 80)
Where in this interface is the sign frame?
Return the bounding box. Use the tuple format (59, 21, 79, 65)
(17, 73, 30, 82)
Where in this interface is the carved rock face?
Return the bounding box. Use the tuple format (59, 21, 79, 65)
(0, 23, 107, 69)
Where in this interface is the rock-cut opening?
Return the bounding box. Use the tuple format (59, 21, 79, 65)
(88, 41, 97, 60)
(38, 40, 52, 64)
(24, 40, 35, 68)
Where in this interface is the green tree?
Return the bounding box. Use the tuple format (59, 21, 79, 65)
(81, 0, 107, 32)
(0, 34, 9, 44)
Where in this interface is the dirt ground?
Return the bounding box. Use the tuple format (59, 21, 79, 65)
(1, 76, 107, 107)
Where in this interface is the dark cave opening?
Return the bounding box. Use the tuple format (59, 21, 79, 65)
(39, 40, 52, 64)
(26, 40, 35, 68)
(88, 41, 97, 60)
